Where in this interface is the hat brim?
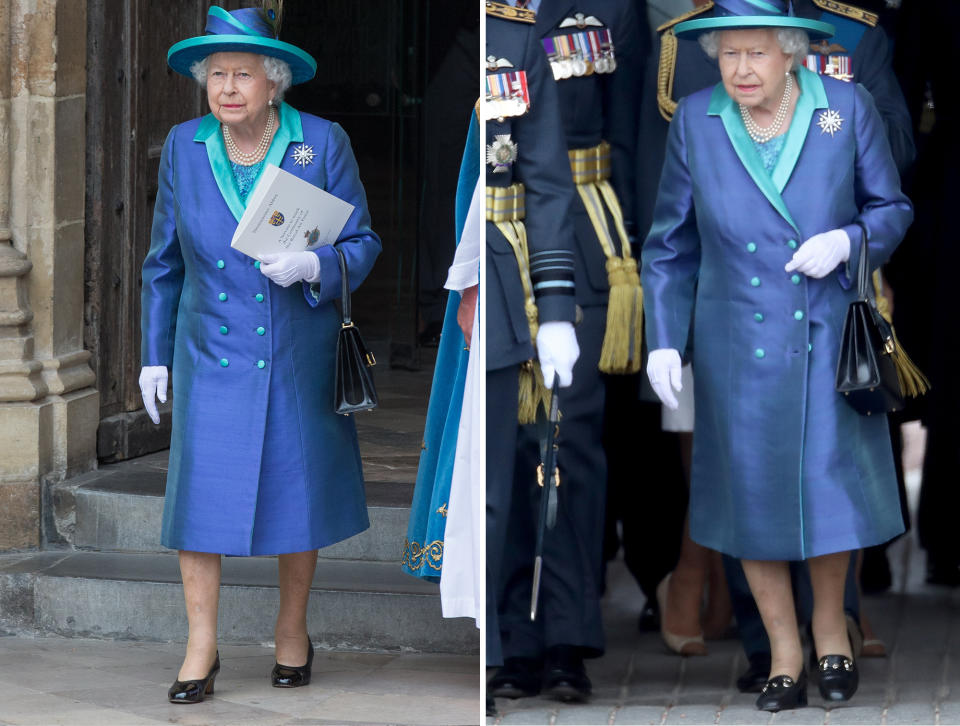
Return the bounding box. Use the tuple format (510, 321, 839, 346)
(168, 35, 317, 85)
(673, 16, 836, 41)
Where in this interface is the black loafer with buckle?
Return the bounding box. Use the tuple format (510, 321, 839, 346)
(755, 670, 807, 712)
(817, 654, 858, 701)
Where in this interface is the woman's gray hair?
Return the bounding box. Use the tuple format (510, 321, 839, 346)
(698, 28, 810, 70)
(189, 55, 293, 102)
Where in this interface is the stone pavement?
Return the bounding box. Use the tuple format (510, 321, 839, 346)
(489, 476, 958, 725)
(0, 636, 481, 725)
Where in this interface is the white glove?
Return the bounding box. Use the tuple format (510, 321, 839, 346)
(139, 365, 168, 425)
(784, 228, 850, 279)
(646, 348, 683, 410)
(258, 251, 321, 288)
(536, 321, 579, 388)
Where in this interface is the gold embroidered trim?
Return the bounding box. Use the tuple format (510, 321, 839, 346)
(811, 0, 878, 27)
(656, 1, 714, 33)
(657, 28, 679, 122)
(401, 537, 443, 571)
(486, 1, 536, 24)
(436, 503, 448, 517)
(486, 183, 526, 222)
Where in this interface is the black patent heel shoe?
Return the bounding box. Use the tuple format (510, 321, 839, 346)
(755, 670, 808, 712)
(817, 655, 858, 701)
(272, 638, 314, 687)
(168, 652, 220, 704)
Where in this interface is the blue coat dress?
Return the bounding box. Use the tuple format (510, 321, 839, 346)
(641, 68, 913, 561)
(141, 103, 381, 556)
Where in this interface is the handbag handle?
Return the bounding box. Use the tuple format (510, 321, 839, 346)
(854, 221, 870, 301)
(334, 245, 352, 327)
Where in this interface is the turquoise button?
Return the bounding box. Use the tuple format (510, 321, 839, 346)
(788, 239, 798, 249)
(219, 325, 228, 335)
(747, 242, 757, 253)
(220, 358, 229, 367)
(755, 348, 765, 359)
(256, 326, 265, 336)
(218, 292, 227, 301)
(217, 259, 225, 269)
(257, 360, 265, 369)
(750, 277, 760, 287)
(254, 260, 261, 269)
(255, 293, 264, 302)
(808, 343, 813, 352)
(794, 310, 804, 320)
(791, 274, 801, 285)
(754, 313, 764, 322)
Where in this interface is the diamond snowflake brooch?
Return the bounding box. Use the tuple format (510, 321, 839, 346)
(817, 109, 844, 137)
(291, 143, 316, 167)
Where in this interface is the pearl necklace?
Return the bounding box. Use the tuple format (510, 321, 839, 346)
(222, 105, 276, 166)
(739, 73, 794, 144)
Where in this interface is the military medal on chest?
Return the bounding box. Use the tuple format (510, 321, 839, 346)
(484, 59, 531, 121)
(543, 14, 616, 80)
(802, 40, 853, 82)
(486, 134, 518, 173)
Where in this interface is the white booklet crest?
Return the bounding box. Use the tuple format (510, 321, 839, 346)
(230, 163, 355, 259)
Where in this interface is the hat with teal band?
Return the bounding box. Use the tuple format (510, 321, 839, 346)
(167, 6, 317, 85)
(673, 0, 835, 40)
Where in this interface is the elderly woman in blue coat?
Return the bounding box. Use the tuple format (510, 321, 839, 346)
(138, 6, 380, 704)
(641, 0, 912, 712)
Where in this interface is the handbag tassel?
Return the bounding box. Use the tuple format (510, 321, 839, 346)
(890, 329, 930, 399)
(599, 257, 643, 375)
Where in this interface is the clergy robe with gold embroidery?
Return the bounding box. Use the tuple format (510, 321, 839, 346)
(641, 68, 912, 560)
(141, 104, 380, 555)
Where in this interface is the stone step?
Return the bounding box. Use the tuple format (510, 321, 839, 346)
(61, 464, 414, 562)
(0, 551, 476, 654)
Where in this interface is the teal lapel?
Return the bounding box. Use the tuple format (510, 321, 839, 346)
(194, 102, 304, 223)
(772, 66, 827, 193)
(708, 82, 798, 233)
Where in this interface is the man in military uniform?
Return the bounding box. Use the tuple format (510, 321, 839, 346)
(489, 0, 645, 705)
(634, 0, 914, 692)
(485, 0, 581, 711)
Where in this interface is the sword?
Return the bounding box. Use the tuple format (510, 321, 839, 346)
(530, 377, 561, 621)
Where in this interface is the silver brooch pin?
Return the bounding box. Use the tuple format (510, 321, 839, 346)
(291, 143, 316, 167)
(817, 109, 844, 137)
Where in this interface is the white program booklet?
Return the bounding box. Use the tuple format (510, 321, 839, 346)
(230, 163, 355, 259)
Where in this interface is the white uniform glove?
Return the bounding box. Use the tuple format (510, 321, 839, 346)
(784, 228, 851, 279)
(139, 365, 168, 425)
(258, 251, 321, 288)
(536, 321, 579, 388)
(646, 348, 683, 410)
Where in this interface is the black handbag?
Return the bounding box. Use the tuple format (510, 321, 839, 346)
(835, 223, 928, 415)
(334, 246, 378, 415)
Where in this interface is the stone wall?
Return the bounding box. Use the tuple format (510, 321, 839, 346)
(0, 0, 97, 550)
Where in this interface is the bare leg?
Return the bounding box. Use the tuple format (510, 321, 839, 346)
(741, 559, 803, 680)
(178, 550, 221, 680)
(663, 515, 710, 638)
(809, 551, 852, 659)
(275, 549, 319, 666)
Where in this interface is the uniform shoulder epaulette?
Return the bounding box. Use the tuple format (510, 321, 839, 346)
(811, 0, 878, 27)
(656, 1, 713, 33)
(656, 2, 714, 121)
(486, 1, 536, 24)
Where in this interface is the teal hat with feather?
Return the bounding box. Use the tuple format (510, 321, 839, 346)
(674, 0, 835, 40)
(168, 4, 317, 85)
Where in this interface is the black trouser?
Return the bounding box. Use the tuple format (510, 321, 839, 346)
(498, 305, 608, 660)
